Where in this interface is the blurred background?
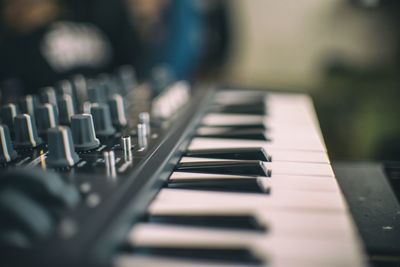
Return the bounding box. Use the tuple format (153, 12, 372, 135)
(0, 0, 399, 161)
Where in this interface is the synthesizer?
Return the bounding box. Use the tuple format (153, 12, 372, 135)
(0, 67, 368, 267)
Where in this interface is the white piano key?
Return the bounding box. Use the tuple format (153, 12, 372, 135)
(189, 137, 326, 152)
(150, 189, 347, 213)
(126, 224, 365, 267)
(114, 255, 248, 267)
(169, 172, 340, 192)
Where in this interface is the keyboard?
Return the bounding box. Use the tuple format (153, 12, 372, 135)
(0, 70, 368, 266)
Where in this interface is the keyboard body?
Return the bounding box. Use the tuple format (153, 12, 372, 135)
(0, 85, 368, 267)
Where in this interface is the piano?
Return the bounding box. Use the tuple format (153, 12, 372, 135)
(0, 67, 396, 267)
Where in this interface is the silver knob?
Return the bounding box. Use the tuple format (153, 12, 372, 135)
(138, 112, 150, 136)
(137, 123, 148, 149)
(121, 135, 132, 161)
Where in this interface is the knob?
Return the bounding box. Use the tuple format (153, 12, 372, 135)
(14, 114, 43, 149)
(56, 80, 74, 96)
(0, 103, 19, 136)
(0, 125, 18, 163)
(0, 168, 80, 247)
(58, 94, 75, 125)
(90, 103, 116, 137)
(35, 104, 59, 136)
(47, 126, 79, 168)
(71, 114, 100, 151)
(19, 95, 39, 121)
(108, 94, 127, 128)
(40, 87, 58, 107)
(117, 65, 137, 95)
(121, 135, 132, 161)
(151, 64, 175, 94)
(87, 83, 107, 103)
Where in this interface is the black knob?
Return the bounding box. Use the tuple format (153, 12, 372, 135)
(58, 94, 75, 125)
(0, 188, 54, 246)
(71, 114, 100, 151)
(90, 103, 116, 137)
(35, 104, 59, 136)
(0, 103, 19, 136)
(18, 95, 40, 120)
(0, 168, 80, 210)
(117, 65, 137, 95)
(14, 114, 43, 149)
(47, 126, 79, 168)
(108, 94, 127, 128)
(56, 80, 74, 96)
(0, 124, 18, 163)
(0, 168, 80, 247)
(40, 87, 58, 107)
(87, 83, 107, 103)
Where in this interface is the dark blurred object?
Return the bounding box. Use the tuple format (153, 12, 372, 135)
(384, 162, 400, 202)
(0, 0, 231, 98)
(334, 162, 400, 267)
(314, 0, 400, 162)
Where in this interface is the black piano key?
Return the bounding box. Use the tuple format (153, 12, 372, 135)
(202, 123, 266, 129)
(212, 104, 266, 115)
(167, 179, 266, 194)
(186, 148, 271, 161)
(128, 247, 264, 265)
(176, 161, 271, 177)
(198, 128, 268, 140)
(148, 215, 266, 232)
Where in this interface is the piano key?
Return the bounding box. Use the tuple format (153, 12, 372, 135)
(189, 137, 327, 153)
(197, 128, 269, 140)
(185, 148, 271, 161)
(125, 224, 365, 266)
(167, 178, 266, 194)
(211, 104, 266, 115)
(147, 209, 357, 241)
(150, 189, 347, 212)
(115, 254, 257, 267)
(129, 246, 263, 265)
(202, 114, 316, 128)
(214, 91, 267, 106)
(148, 214, 266, 232)
(178, 158, 334, 177)
(186, 145, 329, 163)
(176, 161, 271, 177)
(169, 172, 340, 192)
